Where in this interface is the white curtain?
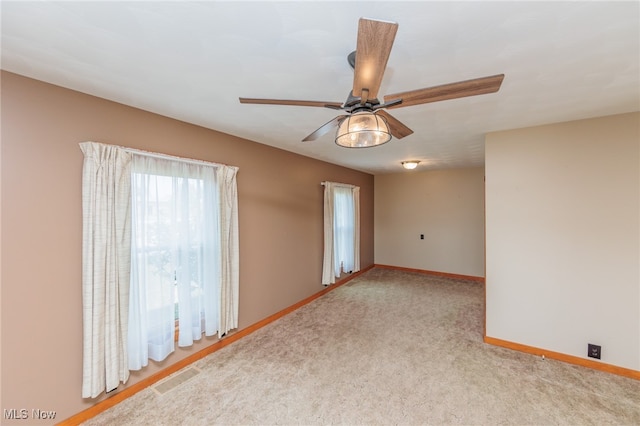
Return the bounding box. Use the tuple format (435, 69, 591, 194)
(321, 182, 360, 285)
(217, 165, 240, 336)
(80, 142, 132, 398)
(127, 154, 240, 369)
(81, 141, 239, 392)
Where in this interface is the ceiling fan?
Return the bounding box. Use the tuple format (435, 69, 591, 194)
(239, 18, 504, 148)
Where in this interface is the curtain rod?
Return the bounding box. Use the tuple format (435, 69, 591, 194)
(123, 146, 235, 170)
(321, 181, 357, 188)
(81, 141, 236, 169)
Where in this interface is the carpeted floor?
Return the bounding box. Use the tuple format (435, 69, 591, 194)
(84, 268, 640, 425)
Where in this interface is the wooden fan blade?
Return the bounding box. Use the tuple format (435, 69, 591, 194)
(352, 18, 398, 102)
(383, 74, 505, 109)
(239, 98, 343, 109)
(302, 116, 347, 142)
(376, 110, 413, 139)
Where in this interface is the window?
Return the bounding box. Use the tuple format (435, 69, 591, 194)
(80, 142, 239, 397)
(321, 182, 360, 285)
(333, 186, 356, 275)
(128, 155, 221, 368)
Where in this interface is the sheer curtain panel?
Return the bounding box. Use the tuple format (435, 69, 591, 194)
(128, 155, 240, 369)
(80, 142, 132, 398)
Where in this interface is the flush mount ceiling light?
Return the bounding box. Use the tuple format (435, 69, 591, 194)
(401, 161, 420, 170)
(335, 112, 392, 148)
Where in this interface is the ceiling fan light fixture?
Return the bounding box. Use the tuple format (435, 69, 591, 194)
(401, 160, 420, 170)
(335, 112, 391, 148)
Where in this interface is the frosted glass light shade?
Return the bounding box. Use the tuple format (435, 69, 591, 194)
(335, 112, 391, 148)
(401, 161, 420, 170)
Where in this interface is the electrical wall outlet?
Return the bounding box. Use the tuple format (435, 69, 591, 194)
(588, 343, 601, 359)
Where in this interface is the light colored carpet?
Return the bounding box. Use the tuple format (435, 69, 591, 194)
(84, 268, 640, 425)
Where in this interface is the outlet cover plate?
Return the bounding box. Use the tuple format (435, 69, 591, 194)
(588, 343, 601, 359)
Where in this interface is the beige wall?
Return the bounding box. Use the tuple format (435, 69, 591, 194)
(0, 71, 374, 423)
(374, 168, 485, 277)
(485, 112, 640, 371)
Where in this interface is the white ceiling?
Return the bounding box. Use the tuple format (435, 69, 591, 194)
(2, 1, 639, 174)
